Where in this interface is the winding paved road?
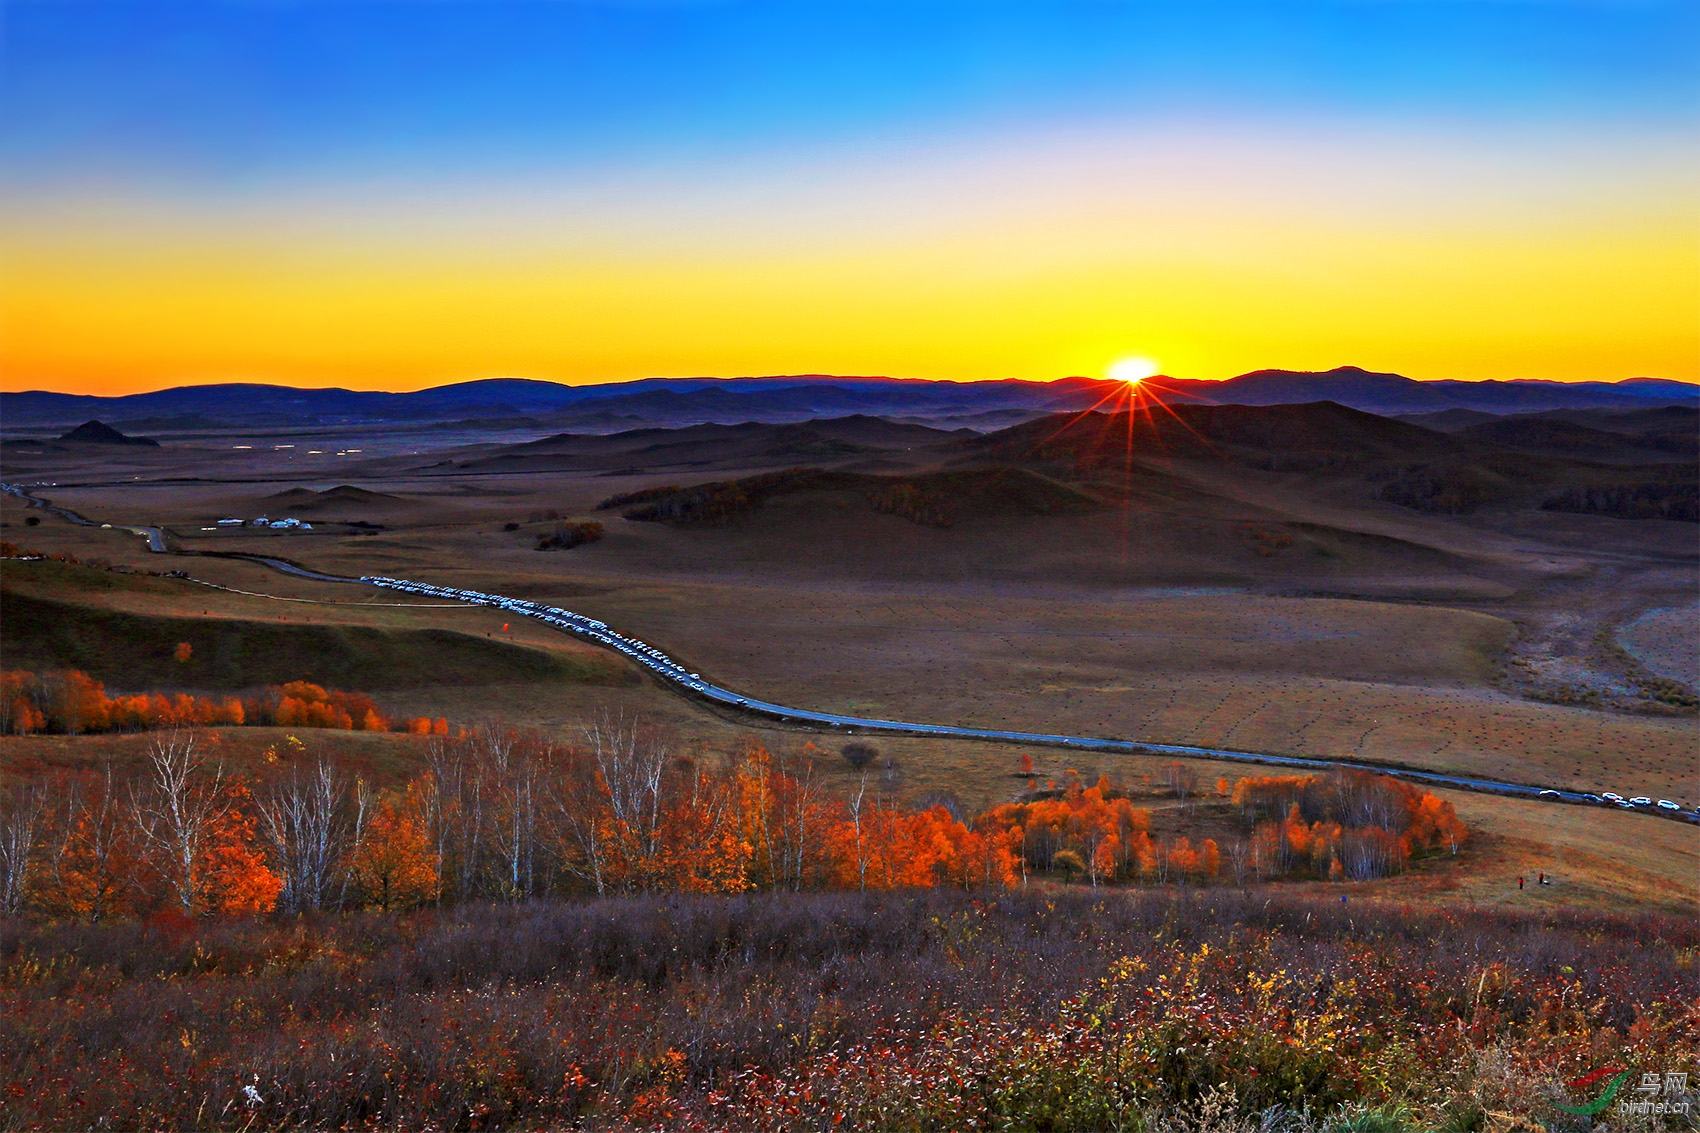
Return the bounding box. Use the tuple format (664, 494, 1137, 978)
(5, 482, 1695, 825)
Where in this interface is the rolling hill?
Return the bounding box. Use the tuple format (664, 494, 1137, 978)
(439, 416, 973, 474)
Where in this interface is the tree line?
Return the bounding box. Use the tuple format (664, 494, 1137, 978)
(1, 669, 448, 737)
(0, 718, 1016, 921)
(0, 711, 1468, 922)
(975, 766, 1465, 888)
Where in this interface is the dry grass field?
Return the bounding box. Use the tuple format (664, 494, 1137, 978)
(4, 414, 1695, 916)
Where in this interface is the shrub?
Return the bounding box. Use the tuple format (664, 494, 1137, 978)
(535, 520, 606, 550)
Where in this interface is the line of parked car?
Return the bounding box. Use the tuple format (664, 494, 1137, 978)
(1538, 788, 1693, 815)
(359, 575, 736, 700)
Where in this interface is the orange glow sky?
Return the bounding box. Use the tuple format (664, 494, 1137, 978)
(3, 4, 1695, 396)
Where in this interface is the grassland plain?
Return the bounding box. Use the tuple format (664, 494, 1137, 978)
(4, 423, 1695, 922)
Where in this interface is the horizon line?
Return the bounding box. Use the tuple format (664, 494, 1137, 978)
(3, 369, 1693, 400)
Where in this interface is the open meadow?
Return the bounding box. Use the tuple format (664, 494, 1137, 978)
(4, 410, 1695, 913)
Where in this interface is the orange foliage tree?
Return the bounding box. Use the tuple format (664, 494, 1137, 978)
(975, 773, 1152, 886)
(349, 784, 438, 911)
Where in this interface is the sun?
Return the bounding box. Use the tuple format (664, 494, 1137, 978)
(1107, 356, 1159, 385)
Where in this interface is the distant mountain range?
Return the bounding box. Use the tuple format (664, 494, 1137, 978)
(1146, 368, 1698, 414)
(2, 367, 1693, 431)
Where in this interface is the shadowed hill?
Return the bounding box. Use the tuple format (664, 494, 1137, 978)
(963, 402, 1698, 521)
(264, 485, 405, 506)
(959, 401, 1459, 474)
(1454, 417, 1696, 462)
(598, 466, 1102, 529)
(444, 416, 973, 474)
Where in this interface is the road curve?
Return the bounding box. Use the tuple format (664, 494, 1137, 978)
(5, 482, 1695, 825)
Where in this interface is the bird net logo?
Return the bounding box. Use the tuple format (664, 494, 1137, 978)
(1548, 1068, 1692, 1125)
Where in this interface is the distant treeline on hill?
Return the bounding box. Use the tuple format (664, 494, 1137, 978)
(1541, 480, 1698, 522)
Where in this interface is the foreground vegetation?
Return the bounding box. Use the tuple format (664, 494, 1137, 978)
(1, 889, 1693, 1130)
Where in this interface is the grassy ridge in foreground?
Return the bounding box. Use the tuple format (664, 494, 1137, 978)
(0, 591, 630, 690)
(0, 890, 1692, 1130)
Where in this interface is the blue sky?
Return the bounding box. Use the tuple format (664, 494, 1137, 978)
(5, 2, 1694, 185)
(2, 2, 1695, 392)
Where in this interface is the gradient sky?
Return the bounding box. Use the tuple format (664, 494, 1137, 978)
(2, 1, 1696, 395)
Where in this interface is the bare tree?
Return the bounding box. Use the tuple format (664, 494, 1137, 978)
(543, 712, 670, 895)
(1226, 840, 1250, 888)
(425, 734, 485, 902)
(847, 770, 871, 891)
(0, 779, 46, 915)
(484, 726, 546, 902)
(257, 758, 353, 913)
(130, 731, 228, 915)
(769, 749, 825, 891)
(583, 710, 667, 869)
(1165, 761, 1195, 801)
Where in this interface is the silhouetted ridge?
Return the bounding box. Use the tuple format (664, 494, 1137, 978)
(58, 420, 159, 446)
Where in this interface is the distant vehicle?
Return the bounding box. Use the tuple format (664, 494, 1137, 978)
(1630, 797, 1653, 806)
(1657, 800, 1680, 811)
(1602, 793, 1624, 802)
(1538, 790, 1561, 798)
(735, 698, 747, 706)
(1581, 794, 1603, 803)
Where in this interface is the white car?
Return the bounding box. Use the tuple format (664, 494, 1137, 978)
(1538, 790, 1561, 798)
(1602, 793, 1624, 802)
(1656, 800, 1680, 811)
(1629, 797, 1653, 807)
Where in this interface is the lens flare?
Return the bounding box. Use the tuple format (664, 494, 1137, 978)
(1107, 357, 1159, 385)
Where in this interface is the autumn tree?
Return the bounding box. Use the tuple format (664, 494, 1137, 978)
(33, 765, 137, 923)
(196, 781, 282, 915)
(349, 784, 438, 911)
(579, 710, 670, 891)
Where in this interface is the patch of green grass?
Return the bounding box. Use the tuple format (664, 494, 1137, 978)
(0, 590, 633, 691)
(1323, 1102, 1416, 1133)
